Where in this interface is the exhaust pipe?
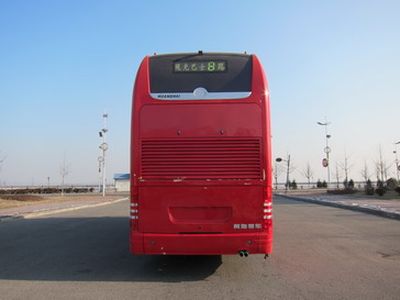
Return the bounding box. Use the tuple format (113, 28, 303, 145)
(244, 250, 249, 257)
(239, 250, 244, 257)
(238, 250, 249, 257)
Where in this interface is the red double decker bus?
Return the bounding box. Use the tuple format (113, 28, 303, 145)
(130, 52, 272, 257)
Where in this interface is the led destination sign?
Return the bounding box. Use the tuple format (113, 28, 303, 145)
(173, 61, 227, 73)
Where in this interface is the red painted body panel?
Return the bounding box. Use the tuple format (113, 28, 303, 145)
(130, 232, 273, 255)
(140, 103, 262, 137)
(139, 185, 263, 233)
(130, 53, 272, 256)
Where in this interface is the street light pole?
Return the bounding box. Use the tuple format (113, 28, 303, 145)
(276, 155, 291, 192)
(286, 155, 291, 192)
(99, 113, 109, 197)
(317, 119, 331, 188)
(394, 141, 400, 182)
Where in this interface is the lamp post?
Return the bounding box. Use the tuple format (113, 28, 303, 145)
(394, 141, 400, 182)
(97, 155, 103, 193)
(273, 162, 278, 190)
(98, 113, 108, 197)
(276, 155, 291, 192)
(317, 119, 331, 188)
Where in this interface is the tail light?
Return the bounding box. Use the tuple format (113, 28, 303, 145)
(262, 202, 272, 227)
(130, 196, 139, 230)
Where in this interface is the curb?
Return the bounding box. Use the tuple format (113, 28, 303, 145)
(0, 215, 23, 223)
(0, 197, 129, 223)
(277, 194, 400, 221)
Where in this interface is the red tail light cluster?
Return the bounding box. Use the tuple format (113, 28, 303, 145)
(263, 202, 272, 225)
(130, 202, 139, 229)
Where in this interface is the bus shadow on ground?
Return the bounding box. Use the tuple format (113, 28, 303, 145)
(0, 217, 222, 282)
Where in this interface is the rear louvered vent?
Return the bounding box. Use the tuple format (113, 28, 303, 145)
(141, 139, 262, 179)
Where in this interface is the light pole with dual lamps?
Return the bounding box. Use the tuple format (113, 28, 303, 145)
(317, 119, 331, 188)
(98, 113, 108, 197)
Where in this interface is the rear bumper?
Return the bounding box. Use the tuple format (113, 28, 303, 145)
(130, 231, 272, 255)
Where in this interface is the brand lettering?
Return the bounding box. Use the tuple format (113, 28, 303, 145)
(157, 94, 181, 99)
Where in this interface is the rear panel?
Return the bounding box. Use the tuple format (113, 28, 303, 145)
(139, 185, 264, 234)
(130, 52, 272, 255)
(138, 102, 263, 179)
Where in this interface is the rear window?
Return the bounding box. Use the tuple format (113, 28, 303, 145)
(149, 53, 252, 93)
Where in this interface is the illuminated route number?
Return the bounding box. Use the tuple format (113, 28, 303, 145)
(174, 61, 227, 73)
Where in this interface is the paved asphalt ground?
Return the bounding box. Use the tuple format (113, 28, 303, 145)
(1, 196, 399, 300)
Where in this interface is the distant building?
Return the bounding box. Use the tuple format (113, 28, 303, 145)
(113, 173, 130, 192)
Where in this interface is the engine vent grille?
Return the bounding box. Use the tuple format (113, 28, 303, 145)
(141, 138, 262, 179)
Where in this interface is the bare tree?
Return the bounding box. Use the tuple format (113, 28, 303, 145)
(301, 162, 314, 187)
(0, 151, 6, 172)
(360, 160, 370, 183)
(338, 152, 353, 187)
(0, 152, 6, 187)
(335, 162, 341, 189)
(60, 157, 71, 196)
(285, 156, 296, 190)
(275, 155, 296, 191)
(375, 145, 390, 182)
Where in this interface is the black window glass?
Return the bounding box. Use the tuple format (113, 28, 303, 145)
(149, 53, 252, 93)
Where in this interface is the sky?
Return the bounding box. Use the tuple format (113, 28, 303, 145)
(0, 0, 399, 186)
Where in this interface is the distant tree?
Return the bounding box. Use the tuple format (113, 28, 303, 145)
(395, 186, 400, 195)
(290, 179, 298, 190)
(386, 178, 398, 190)
(365, 179, 374, 195)
(360, 161, 370, 184)
(316, 179, 322, 188)
(301, 162, 314, 187)
(375, 179, 386, 196)
(335, 163, 341, 189)
(0, 151, 6, 172)
(322, 180, 328, 188)
(348, 179, 355, 189)
(278, 155, 296, 191)
(0, 151, 6, 187)
(286, 159, 296, 189)
(366, 179, 372, 187)
(343, 178, 348, 189)
(60, 156, 71, 196)
(339, 152, 353, 188)
(375, 145, 390, 182)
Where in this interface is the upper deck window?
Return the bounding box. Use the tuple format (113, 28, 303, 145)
(149, 53, 252, 95)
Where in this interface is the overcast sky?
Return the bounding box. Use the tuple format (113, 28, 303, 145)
(1, 0, 399, 186)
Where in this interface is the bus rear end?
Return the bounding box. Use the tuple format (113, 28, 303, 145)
(130, 52, 272, 256)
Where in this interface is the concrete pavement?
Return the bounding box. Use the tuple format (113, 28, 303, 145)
(277, 191, 400, 220)
(0, 194, 128, 221)
(0, 195, 399, 299)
